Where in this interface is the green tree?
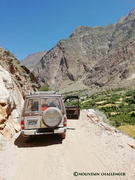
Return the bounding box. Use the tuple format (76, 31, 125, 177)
(39, 84, 51, 91)
(115, 120, 121, 127)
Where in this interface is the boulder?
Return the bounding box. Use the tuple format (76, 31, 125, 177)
(87, 110, 103, 123)
(0, 65, 15, 115)
(0, 65, 22, 140)
(0, 116, 21, 140)
(0, 128, 12, 140)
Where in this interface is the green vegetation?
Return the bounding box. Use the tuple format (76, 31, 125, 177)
(129, 26, 133, 30)
(3, 50, 15, 58)
(130, 15, 135, 21)
(118, 125, 135, 138)
(94, 26, 107, 35)
(65, 98, 79, 106)
(126, 32, 135, 39)
(80, 88, 135, 128)
(39, 84, 51, 91)
(115, 29, 123, 36)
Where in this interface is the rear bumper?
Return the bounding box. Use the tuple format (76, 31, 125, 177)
(21, 127, 67, 136)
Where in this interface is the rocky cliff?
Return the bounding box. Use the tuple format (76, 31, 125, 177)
(84, 7, 135, 88)
(32, 24, 115, 91)
(31, 7, 135, 92)
(0, 47, 40, 140)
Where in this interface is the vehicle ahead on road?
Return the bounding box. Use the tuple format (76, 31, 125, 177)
(64, 96, 80, 119)
(21, 91, 80, 141)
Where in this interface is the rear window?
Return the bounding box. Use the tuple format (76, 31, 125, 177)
(26, 99, 39, 112)
(41, 98, 61, 111)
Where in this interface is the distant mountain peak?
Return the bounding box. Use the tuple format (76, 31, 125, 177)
(124, 7, 135, 21)
(69, 26, 91, 37)
(128, 7, 135, 16)
(21, 50, 47, 71)
(117, 7, 135, 24)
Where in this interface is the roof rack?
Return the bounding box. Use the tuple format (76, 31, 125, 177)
(29, 91, 57, 95)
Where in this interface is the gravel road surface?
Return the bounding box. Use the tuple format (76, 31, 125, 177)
(0, 111, 135, 180)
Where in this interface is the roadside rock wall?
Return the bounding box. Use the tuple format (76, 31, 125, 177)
(0, 47, 40, 141)
(0, 65, 23, 140)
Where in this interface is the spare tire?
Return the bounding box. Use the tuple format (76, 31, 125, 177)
(42, 107, 62, 128)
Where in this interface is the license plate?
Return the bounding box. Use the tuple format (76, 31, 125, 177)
(28, 121, 37, 126)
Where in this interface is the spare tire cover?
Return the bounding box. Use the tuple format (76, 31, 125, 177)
(42, 107, 62, 128)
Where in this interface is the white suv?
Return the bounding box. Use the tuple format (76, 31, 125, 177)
(21, 91, 80, 141)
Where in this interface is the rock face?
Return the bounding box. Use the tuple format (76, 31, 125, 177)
(0, 64, 21, 139)
(21, 51, 47, 71)
(33, 24, 115, 90)
(32, 7, 135, 91)
(0, 48, 40, 98)
(84, 7, 135, 88)
(0, 48, 40, 140)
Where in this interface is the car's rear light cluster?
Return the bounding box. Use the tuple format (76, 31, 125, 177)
(64, 117, 67, 127)
(21, 119, 24, 129)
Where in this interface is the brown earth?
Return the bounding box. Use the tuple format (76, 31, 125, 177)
(0, 111, 135, 180)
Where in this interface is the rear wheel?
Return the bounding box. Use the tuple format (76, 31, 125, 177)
(22, 135, 33, 142)
(60, 132, 66, 139)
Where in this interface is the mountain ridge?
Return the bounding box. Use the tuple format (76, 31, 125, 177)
(23, 7, 135, 92)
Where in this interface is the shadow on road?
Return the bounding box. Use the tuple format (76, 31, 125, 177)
(67, 128, 76, 130)
(14, 134, 62, 148)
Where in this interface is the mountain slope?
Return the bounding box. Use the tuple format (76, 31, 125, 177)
(84, 7, 135, 88)
(32, 7, 135, 92)
(33, 24, 115, 91)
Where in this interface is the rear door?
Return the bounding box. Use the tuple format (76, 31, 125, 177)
(64, 96, 80, 119)
(23, 98, 41, 129)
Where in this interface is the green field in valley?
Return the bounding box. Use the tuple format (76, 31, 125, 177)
(62, 88, 135, 138)
(118, 125, 135, 138)
(79, 88, 135, 138)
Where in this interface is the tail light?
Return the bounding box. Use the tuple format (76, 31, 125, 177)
(64, 117, 67, 127)
(21, 119, 24, 129)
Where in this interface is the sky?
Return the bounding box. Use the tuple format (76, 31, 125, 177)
(0, 0, 135, 61)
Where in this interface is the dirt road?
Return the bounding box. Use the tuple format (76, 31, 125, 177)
(1, 111, 135, 180)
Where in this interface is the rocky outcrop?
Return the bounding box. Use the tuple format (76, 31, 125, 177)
(86, 109, 120, 133)
(84, 40, 135, 87)
(0, 48, 40, 140)
(0, 48, 40, 98)
(87, 109, 103, 123)
(83, 8, 135, 88)
(0, 65, 21, 139)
